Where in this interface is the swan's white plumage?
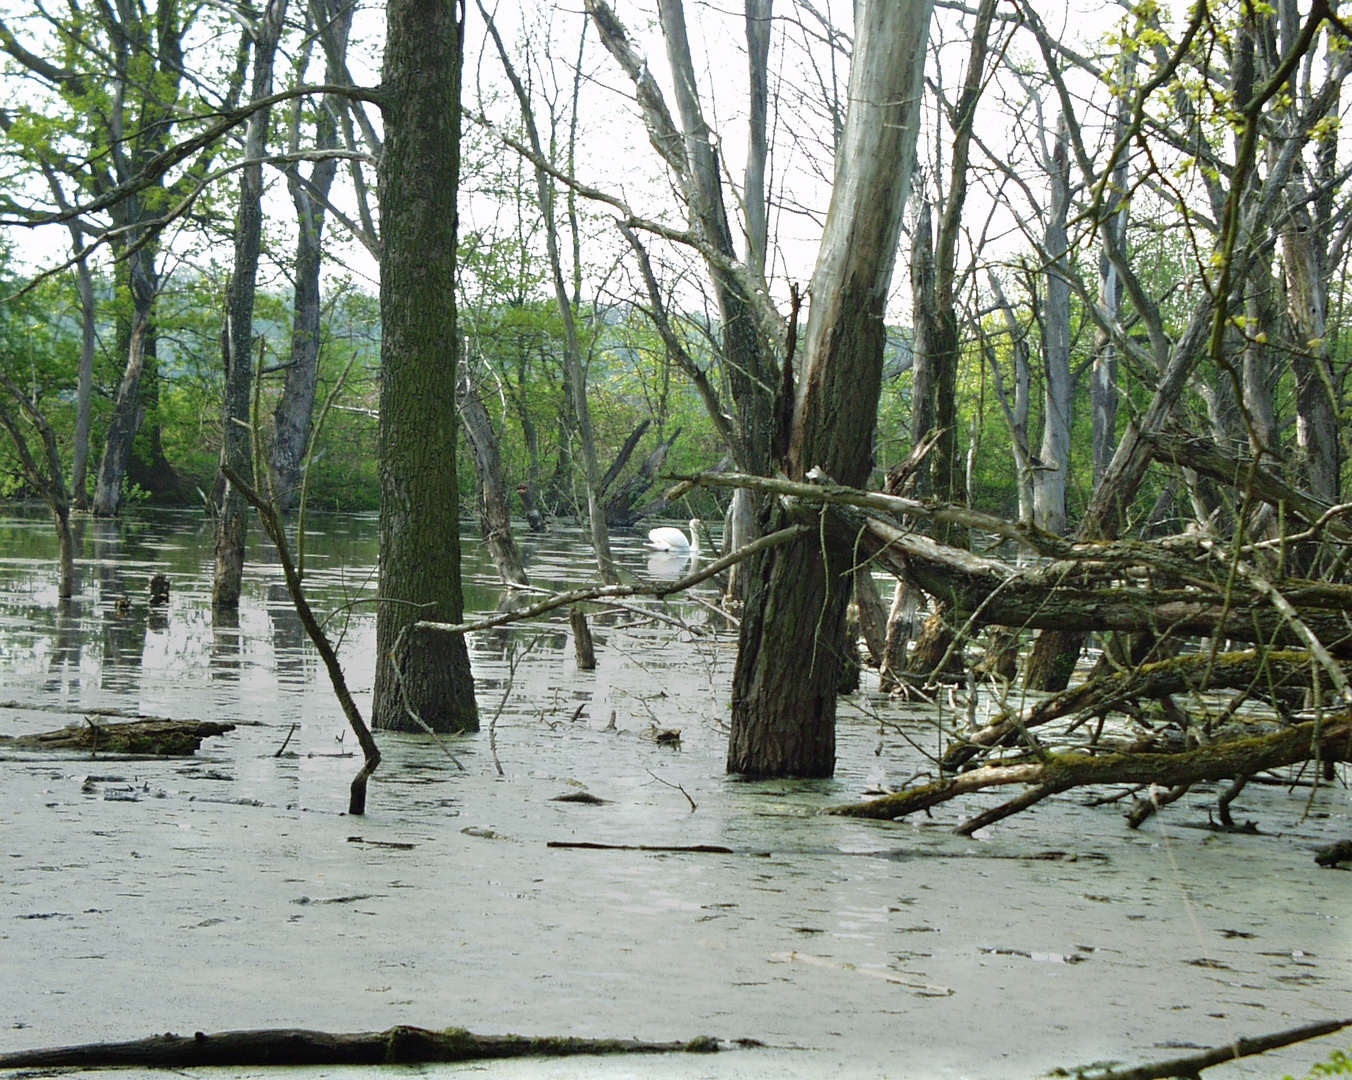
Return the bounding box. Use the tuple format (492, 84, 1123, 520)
(647, 519, 701, 554)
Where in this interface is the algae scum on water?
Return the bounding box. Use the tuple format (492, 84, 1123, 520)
(0, 509, 1348, 1078)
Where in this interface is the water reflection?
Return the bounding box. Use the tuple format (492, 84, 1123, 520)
(646, 550, 697, 581)
(0, 507, 723, 717)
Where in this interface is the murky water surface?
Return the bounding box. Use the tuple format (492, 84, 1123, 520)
(0, 509, 1348, 1079)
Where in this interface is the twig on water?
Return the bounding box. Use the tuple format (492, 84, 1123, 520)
(487, 635, 542, 778)
(274, 723, 298, 757)
(647, 768, 697, 811)
(389, 621, 467, 772)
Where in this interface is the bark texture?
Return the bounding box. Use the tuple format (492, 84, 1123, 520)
(372, 0, 478, 733)
(729, 0, 932, 777)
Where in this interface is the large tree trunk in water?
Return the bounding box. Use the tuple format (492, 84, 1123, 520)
(729, 0, 931, 777)
(214, 0, 288, 609)
(459, 364, 528, 587)
(373, 0, 478, 733)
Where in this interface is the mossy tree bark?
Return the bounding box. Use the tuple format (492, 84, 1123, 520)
(372, 0, 477, 733)
(728, 0, 932, 777)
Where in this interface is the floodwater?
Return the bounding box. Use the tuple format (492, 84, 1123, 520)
(0, 508, 1349, 1080)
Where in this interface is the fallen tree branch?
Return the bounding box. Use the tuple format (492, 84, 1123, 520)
(666, 470, 1070, 556)
(0, 1026, 722, 1068)
(826, 717, 1352, 822)
(222, 465, 380, 815)
(944, 649, 1323, 770)
(1051, 1016, 1352, 1080)
(667, 471, 1352, 653)
(416, 524, 811, 639)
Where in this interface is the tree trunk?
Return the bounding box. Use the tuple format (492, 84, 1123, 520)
(1033, 113, 1072, 535)
(1284, 224, 1339, 502)
(459, 363, 528, 587)
(729, 0, 931, 777)
(214, 0, 288, 609)
(271, 4, 349, 510)
(91, 301, 150, 517)
(744, 0, 771, 275)
(70, 247, 96, 511)
(372, 0, 478, 733)
(604, 427, 681, 526)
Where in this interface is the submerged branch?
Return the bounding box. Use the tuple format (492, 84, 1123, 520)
(416, 524, 811, 639)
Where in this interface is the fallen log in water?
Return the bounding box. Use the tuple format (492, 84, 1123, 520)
(0, 1026, 721, 1068)
(943, 649, 1324, 770)
(0, 718, 235, 755)
(826, 717, 1352, 824)
(669, 470, 1352, 653)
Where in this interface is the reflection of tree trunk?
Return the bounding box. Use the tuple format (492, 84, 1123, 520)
(459, 364, 529, 587)
(214, 0, 288, 609)
(729, 0, 930, 777)
(268, 582, 309, 683)
(372, 0, 478, 733)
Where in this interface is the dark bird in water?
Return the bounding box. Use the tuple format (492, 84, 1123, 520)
(515, 484, 546, 533)
(113, 596, 132, 617)
(1315, 840, 1352, 867)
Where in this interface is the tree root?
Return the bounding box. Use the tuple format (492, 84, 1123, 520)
(0, 1026, 724, 1068)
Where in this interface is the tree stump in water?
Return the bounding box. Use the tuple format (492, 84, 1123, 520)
(570, 608, 596, 670)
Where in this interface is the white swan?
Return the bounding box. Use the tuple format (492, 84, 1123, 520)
(647, 519, 701, 555)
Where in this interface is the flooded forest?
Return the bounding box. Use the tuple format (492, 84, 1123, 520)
(0, 0, 1350, 1077)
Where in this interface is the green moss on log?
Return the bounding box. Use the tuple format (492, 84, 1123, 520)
(828, 718, 1352, 821)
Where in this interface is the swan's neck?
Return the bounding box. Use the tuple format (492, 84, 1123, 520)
(689, 529, 699, 554)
